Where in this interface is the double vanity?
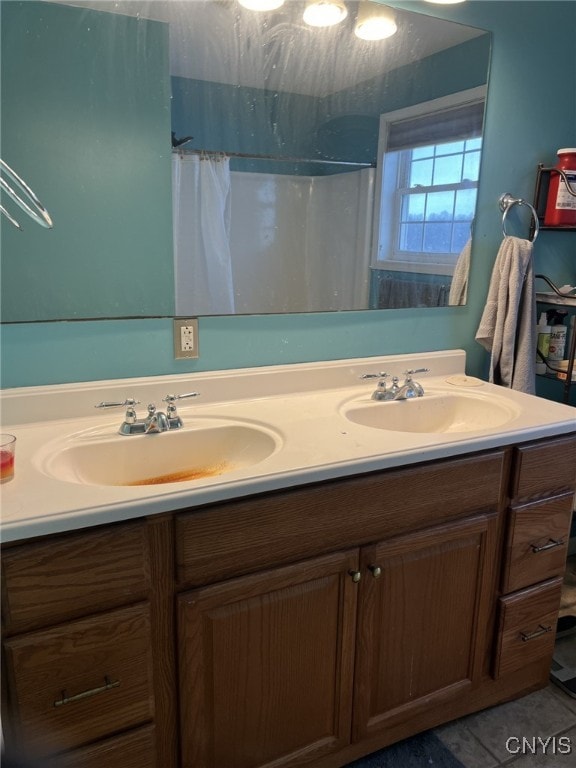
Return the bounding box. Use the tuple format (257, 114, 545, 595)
(1, 350, 575, 768)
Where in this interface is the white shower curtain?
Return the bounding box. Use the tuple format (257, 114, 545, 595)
(172, 153, 235, 315)
(304, 168, 374, 311)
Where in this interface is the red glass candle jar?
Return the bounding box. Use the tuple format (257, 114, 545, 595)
(544, 148, 576, 226)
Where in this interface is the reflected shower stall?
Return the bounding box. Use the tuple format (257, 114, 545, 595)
(172, 150, 375, 315)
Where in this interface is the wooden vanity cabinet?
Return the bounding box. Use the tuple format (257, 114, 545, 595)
(493, 434, 576, 683)
(2, 433, 575, 768)
(1, 518, 177, 768)
(174, 449, 506, 768)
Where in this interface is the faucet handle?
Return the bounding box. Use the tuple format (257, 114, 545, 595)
(359, 372, 388, 380)
(95, 398, 140, 409)
(162, 392, 200, 403)
(96, 399, 141, 432)
(403, 368, 430, 378)
(162, 392, 200, 429)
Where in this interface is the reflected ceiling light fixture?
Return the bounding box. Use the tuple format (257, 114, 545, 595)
(238, 0, 285, 11)
(423, 1, 466, 5)
(354, 2, 397, 41)
(303, 1, 348, 28)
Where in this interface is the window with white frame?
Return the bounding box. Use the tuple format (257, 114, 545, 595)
(373, 90, 485, 274)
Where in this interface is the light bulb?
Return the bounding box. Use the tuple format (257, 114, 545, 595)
(303, 1, 348, 28)
(355, 3, 397, 41)
(238, 0, 285, 11)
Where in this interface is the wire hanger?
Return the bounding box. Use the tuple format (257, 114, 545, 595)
(0, 158, 53, 231)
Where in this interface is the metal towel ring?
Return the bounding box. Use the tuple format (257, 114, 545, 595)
(499, 193, 539, 242)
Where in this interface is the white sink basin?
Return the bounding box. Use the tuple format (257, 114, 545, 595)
(39, 421, 280, 486)
(342, 392, 520, 434)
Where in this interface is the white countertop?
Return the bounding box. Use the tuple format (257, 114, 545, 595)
(1, 350, 575, 543)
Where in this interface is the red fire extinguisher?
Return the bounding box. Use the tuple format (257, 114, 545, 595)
(544, 148, 576, 226)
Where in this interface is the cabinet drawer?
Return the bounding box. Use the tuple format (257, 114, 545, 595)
(502, 494, 573, 593)
(494, 578, 562, 678)
(175, 450, 505, 586)
(44, 724, 156, 768)
(3, 603, 154, 754)
(510, 434, 576, 502)
(1, 522, 150, 634)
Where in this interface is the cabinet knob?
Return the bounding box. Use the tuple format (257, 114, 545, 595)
(348, 570, 362, 583)
(368, 565, 382, 578)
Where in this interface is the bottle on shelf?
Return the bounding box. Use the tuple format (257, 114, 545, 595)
(547, 310, 568, 371)
(535, 312, 551, 375)
(544, 148, 576, 227)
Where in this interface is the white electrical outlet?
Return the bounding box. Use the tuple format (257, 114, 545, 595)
(181, 324, 195, 351)
(174, 318, 199, 359)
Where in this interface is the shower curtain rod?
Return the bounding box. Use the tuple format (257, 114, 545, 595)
(172, 148, 375, 168)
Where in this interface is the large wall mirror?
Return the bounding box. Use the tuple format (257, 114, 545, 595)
(0, 0, 491, 322)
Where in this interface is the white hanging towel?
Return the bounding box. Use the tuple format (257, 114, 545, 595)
(448, 237, 471, 306)
(475, 235, 536, 394)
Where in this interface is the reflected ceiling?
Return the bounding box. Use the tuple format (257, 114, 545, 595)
(56, 1, 484, 96)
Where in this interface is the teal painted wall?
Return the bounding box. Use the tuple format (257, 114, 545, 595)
(325, 33, 491, 125)
(0, 1, 174, 321)
(171, 76, 321, 169)
(1, 1, 575, 392)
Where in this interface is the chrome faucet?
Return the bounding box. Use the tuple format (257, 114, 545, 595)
(163, 393, 196, 430)
(360, 368, 429, 401)
(359, 372, 399, 401)
(144, 404, 170, 434)
(95, 392, 199, 435)
(392, 369, 429, 400)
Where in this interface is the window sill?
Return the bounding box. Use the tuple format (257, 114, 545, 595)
(371, 261, 455, 277)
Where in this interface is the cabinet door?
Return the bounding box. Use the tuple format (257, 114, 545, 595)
(178, 549, 359, 768)
(353, 514, 496, 741)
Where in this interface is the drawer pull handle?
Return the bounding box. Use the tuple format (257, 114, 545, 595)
(531, 538, 564, 553)
(368, 565, 382, 579)
(54, 676, 120, 708)
(520, 625, 552, 643)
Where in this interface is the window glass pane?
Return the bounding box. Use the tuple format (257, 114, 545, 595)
(412, 146, 434, 160)
(466, 137, 482, 151)
(433, 155, 463, 185)
(463, 150, 481, 181)
(423, 223, 452, 252)
(425, 191, 454, 221)
(402, 193, 426, 222)
(454, 188, 477, 219)
(452, 222, 471, 252)
(409, 159, 433, 187)
(435, 140, 464, 156)
(399, 223, 423, 251)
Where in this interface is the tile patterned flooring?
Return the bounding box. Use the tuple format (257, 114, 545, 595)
(433, 555, 576, 767)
